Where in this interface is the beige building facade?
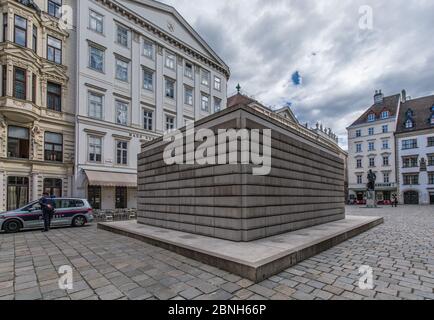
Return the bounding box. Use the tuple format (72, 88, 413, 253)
(0, 0, 76, 211)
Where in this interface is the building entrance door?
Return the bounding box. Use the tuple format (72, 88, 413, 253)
(404, 191, 419, 205)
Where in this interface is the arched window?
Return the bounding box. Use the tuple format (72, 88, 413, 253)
(405, 119, 414, 129)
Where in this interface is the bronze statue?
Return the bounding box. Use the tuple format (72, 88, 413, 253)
(367, 170, 376, 191)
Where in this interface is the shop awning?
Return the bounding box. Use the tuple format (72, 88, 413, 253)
(84, 170, 137, 188)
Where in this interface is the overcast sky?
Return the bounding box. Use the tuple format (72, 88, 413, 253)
(161, 0, 434, 149)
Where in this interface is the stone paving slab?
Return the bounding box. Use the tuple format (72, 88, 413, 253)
(98, 215, 383, 282)
(1, 206, 433, 300)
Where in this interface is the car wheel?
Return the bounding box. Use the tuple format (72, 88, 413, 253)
(72, 216, 86, 227)
(4, 220, 22, 233)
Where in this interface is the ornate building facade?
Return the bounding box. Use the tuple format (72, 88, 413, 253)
(0, 0, 75, 211)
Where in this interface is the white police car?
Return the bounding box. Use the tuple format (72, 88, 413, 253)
(0, 198, 94, 233)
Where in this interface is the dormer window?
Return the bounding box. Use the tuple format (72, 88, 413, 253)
(405, 119, 414, 129)
(367, 113, 376, 122)
(381, 111, 389, 119)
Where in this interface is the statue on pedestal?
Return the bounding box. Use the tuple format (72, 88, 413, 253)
(366, 170, 377, 208)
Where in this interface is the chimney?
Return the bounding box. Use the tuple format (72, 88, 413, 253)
(374, 90, 384, 104)
(401, 89, 407, 103)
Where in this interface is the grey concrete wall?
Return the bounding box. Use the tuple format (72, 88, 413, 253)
(137, 105, 345, 241)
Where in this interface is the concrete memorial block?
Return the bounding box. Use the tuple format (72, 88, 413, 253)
(137, 104, 346, 242)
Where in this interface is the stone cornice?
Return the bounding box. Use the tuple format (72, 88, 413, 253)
(95, 0, 230, 79)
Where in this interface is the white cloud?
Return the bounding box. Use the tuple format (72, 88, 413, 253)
(161, 0, 434, 148)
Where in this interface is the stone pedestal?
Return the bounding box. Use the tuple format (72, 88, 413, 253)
(366, 190, 376, 208)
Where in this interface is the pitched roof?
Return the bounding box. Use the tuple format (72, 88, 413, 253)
(227, 93, 258, 108)
(396, 94, 434, 134)
(121, 0, 229, 72)
(349, 94, 401, 127)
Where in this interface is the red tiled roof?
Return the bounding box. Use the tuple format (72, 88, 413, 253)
(396, 94, 434, 134)
(349, 94, 401, 127)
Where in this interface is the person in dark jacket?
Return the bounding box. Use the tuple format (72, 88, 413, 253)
(39, 192, 56, 232)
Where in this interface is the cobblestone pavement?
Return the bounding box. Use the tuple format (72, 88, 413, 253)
(0, 206, 433, 300)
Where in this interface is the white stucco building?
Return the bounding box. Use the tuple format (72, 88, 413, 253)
(347, 91, 401, 203)
(395, 94, 434, 205)
(73, 0, 230, 210)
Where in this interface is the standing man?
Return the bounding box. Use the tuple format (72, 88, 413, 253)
(39, 192, 56, 232)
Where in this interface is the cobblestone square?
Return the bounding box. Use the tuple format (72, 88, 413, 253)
(0, 206, 433, 300)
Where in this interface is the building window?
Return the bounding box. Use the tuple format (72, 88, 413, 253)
(201, 94, 209, 112)
(383, 172, 390, 183)
(7, 126, 29, 159)
(13, 67, 26, 100)
(143, 110, 153, 131)
(369, 157, 375, 167)
(47, 36, 62, 64)
(201, 69, 210, 86)
(214, 97, 221, 112)
(356, 143, 362, 153)
(88, 91, 103, 119)
(429, 173, 434, 185)
(185, 62, 193, 79)
(32, 25, 37, 52)
(88, 136, 102, 163)
(403, 174, 419, 185)
(48, 0, 62, 18)
(405, 119, 414, 129)
(143, 40, 153, 59)
(7, 176, 29, 211)
(88, 186, 101, 210)
(428, 137, 434, 147)
(89, 45, 104, 72)
(43, 178, 62, 198)
(89, 10, 104, 34)
(357, 175, 362, 184)
(44, 132, 63, 162)
(428, 154, 434, 166)
(115, 187, 127, 209)
(368, 142, 375, 151)
(382, 125, 388, 133)
(356, 159, 362, 168)
(383, 156, 389, 166)
(3, 13, 8, 42)
(32, 73, 36, 103)
(403, 156, 419, 168)
(116, 141, 128, 165)
(382, 140, 389, 150)
(14, 15, 27, 47)
(165, 78, 175, 99)
(165, 51, 175, 69)
(214, 76, 221, 91)
(367, 113, 375, 122)
(355, 130, 361, 138)
(381, 111, 389, 119)
(2, 65, 6, 97)
(165, 115, 175, 131)
(368, 128, 374, 135)
(47, 82, 62, 112)
(143, 69, 153, 91)
(115, 58, 129, 82)
(116, 24, 129, 47)
(115, 100, 128, 125)
(184, 86, 193, 105)
(402, 139, 418, 150)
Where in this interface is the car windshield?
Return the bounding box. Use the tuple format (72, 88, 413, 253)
(21, 202, 41, 212)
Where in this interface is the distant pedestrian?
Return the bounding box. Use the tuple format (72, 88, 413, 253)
(392, 195, 398, 208)
(39, 192, 56, 232)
